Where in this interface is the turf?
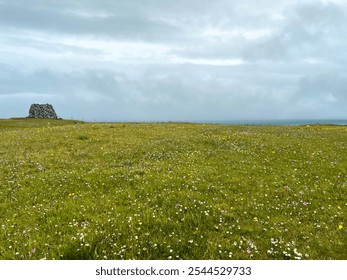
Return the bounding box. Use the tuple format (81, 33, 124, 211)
(0, 119, 346, 259)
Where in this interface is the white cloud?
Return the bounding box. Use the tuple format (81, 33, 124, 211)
(202, 27, 274, 40)
(170, 57, 244, 66)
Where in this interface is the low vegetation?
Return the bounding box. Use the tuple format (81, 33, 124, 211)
(0, 119, 346, 259)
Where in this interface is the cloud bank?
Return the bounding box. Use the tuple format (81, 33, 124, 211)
(1, 0, 346, 121)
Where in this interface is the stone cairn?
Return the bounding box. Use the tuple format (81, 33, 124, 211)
(28, 104, 58, 119)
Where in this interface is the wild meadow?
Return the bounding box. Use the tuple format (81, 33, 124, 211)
(0, 118, 346, 260)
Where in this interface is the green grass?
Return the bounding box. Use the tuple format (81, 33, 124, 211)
(0, 118, 84, 129)
(0, 119, 346, 260)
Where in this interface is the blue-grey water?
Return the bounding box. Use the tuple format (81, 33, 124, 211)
(212, 119, 347, 126)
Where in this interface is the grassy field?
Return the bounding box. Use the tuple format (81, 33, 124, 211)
(0, 118, 346, 260)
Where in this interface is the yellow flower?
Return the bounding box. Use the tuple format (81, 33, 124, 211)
(338, 225, 343, 230)
(337, 206, 341, 210)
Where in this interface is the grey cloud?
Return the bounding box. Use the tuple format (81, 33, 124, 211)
(0, 0, 283, 45)
(242, 1, 347, 62)
(296, 73, 347, 102)
(1, 0, 347, 121)
(0, 1, 182, 42)
(0, 63, 292, 120)
(0, 66, 124, 99)
(1, 62, 347, 121)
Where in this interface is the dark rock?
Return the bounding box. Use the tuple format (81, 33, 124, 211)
(28, 104, 58, 119)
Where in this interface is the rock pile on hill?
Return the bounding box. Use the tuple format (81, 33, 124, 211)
(28, 104, 58, 119)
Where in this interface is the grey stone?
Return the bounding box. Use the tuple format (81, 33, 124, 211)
(28, 104, 58, 119)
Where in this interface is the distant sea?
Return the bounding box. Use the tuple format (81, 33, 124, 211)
(212, 119, 347, 126)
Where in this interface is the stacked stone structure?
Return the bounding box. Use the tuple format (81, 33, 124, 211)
(28, 104, 58, 119)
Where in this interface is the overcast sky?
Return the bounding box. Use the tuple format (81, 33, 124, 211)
(1, 0, 347, 122)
